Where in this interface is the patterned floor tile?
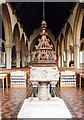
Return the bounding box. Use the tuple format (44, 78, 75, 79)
(0, 87, 84, 119)
(59, 87, 83, 118)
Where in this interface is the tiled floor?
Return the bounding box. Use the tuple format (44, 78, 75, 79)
(0, 87, 84, 119)
(59, 87, 83, 118)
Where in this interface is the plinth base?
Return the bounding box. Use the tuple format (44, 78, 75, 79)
(18, 97, 72, 119)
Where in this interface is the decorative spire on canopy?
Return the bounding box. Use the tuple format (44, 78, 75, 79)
(35, 20, 53, 50)
(31, 1, 56, 64)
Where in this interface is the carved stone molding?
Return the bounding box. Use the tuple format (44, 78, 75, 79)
(74, 44, 80, 48)
(5, 44, 12, 48)
(31, 20, 56, 64)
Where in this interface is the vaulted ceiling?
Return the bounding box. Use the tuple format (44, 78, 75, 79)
(10, 2, 76, 39)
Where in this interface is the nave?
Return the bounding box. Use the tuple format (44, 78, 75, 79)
(0, 1, 84, 119)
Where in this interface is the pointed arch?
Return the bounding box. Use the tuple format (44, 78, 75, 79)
(13, 23, 20, 52)
(0, 3, 12, 45)
(60, 33, 65, 67)
(80, 38, 84, 51)
(13, 23, 21, 67)
(65, 23, 73, 67)
(21, 33, 26, 53)
(0, 3, 12, 69)
(60, 33, 65, 53)
(73, 3, 84, 68)
(73, 3, 84, 44)
(65, 23, 73, 51)
(21, 33, 26, 67)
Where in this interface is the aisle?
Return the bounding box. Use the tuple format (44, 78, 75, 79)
(0, 87, 83, 119)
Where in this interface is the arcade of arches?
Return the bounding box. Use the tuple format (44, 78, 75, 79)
(0, 3, 84, 69)
(0, 1, 84, 119)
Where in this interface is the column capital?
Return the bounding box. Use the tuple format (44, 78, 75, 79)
(74, 44, 80, 48)
(28, 51, 30, 54)
(5, 44, 12, 48)
(16, 50, 20, 53)
(65, 49, 70, 53)
(22, 52, 25, 55)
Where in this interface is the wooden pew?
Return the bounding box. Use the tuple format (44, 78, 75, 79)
(60, 70, 76, 87)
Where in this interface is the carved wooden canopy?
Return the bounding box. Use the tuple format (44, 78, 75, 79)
(31, 20, 56, 64)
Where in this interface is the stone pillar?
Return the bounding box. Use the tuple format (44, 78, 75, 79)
(24, 50, 27, 66)
(63, 51, 66, 66)
(66, 49, 71, 67)
(26, 53, 28, 66)
(3, 52, 5, 64)
(62, 54, 64, 67)
(16, 51, 20, 68)
(48, 84, 51, 98)
(32, 82, 38, 97)
(28, 51, 31, 63)
(5, 44, 12, 69)
(28, 41, 31, 64)
(72, 53, 74, 61)
(26, 54, 28, 66)
(64, 51, 66, 61)
(39, 82, 49, 100)
(50, 81, 57, 97)
(58, 54, 61, 67)
(60, 54, 62, 67)
(74, 44, 80, 69)
(25, 54, 27, 66)
(22, 53, 25, 67)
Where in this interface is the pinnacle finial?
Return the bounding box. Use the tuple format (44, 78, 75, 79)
(41, 20, 47, 28)
(43, 0, 45, 20)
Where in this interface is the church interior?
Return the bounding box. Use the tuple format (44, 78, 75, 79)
(0, 1, 84, 119)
